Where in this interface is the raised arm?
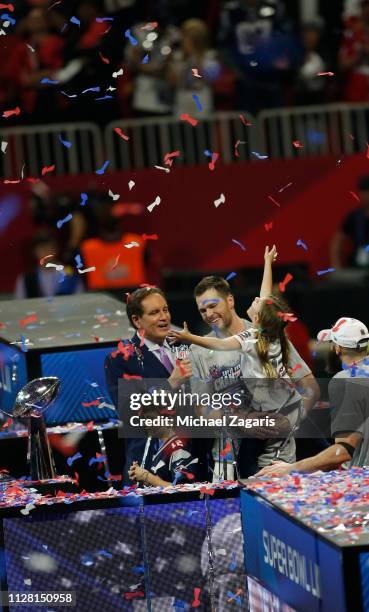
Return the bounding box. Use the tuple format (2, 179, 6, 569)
(260, 245, 277, 298)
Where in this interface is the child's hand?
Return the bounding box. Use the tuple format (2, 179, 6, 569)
(264, 244, 278, 265)
(167, 322, 191, 343)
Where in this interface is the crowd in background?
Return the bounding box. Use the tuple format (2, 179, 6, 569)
(2, 0, 369, 125)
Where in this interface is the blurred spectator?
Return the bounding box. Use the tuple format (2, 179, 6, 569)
(80, 197, 147, 290)
(14, 231, 83, 298)
(168, 19, 222, 115)
(218, 0, 300, 113)
(294, 20, 328, 106)
(124, 23, 177, 116)
(330, 175, 369, 269)
(8, 8, 64, 122)
(339, 0, 369, 102)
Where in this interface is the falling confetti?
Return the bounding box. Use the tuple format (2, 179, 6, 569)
(267, 195, 280, 207)
(214, 193, 225, 208)
(78, 266, 96, 274)
(41, 164, 55, 176)
(180, 113, 198, 127)
(58, 135, 72, 149)
(279, 273, 293, 292)
(2, 106, 20, 118)
(226, 272, 236, 281)
(192, 68, 202, 78)
(317, 268, 335, 276)
(231, 239, 246, 251)
(114, 127, 129, 141)
(296, 239, 308, 251)
(192, 94, 203, 112)
(95, 160, 110, 174)
(128, 180, 135, 190)
(125, 29, 138, 45)
(56, 213, 73, 229)
(80, 193, 88, 206)
(147, 196, 161, 212)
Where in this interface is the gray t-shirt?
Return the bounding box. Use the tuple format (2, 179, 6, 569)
(330, 363, 369, 467)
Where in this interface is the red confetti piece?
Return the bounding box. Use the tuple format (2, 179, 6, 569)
(220, 441, 232, 457)
(191, 587, 201, 608)
(239, 113, 252, 126)
(124, 591, 145, 600)
(264, 222, 273, 231)
(277, 311, 297, 322)
(290, 363, 302, 374)
(114, 127, 129, 141)
(123, 374, 143, 380)
(141, 22, 158, 30)
(349, 191, 360, 202)
(110, 254, 120, 271)
(208, 152, 219, 171)
(317, 71, 334, 76)
(86, 421, 94, 431)
(111, 340, 135, 360)
(234, 139, 241, 157)
(82, 400, 100, 407)
(99, 51, 110, 64)
(39, 253, 55, 266)
(138, 328, 145, 347)
(3, 179, 20, 184)
(292, 140, 304, 149)
(141, 234, 158, 241)
(1, 417, 13, 430)
(2, 106, 20, 118)
(279, 273, 293, 293)
(199, 486, 215, 495)
(164, 150, 180, 166)
(0, 4, 14, 11)
(180, 113, 198, 127)
(19, 314, 37, 327)
(178, 469, 195, 479)
(176, 358, 187, 377)
(41, 164, 55, 176)
(267, 195, 280, 207)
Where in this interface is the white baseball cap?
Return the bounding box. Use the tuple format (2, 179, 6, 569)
(317, 317, 369, 349)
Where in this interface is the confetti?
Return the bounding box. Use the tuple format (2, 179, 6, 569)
(82, 87, 100, 94)
(58, 135, 72, 149)
(208, 152, 219, 171)
(296, 239, 308, 251)
(89, 454, 107, 466)
(125, 29, 138, 45)
(128, 180, 135, 190)
(45, 262, 64, 271)
(78, 266, 96, 274)
(82, 400, 100, 407)
(95, 160, 110, 174)
(192, 94, 203, 112)
(278, 182, 293, 193)
(138, 329, 145, 347)
(267, 195, 280, 207)
(317, 71, 334, 76)
(41, 164, 55, 176)
(112, 68, 124, 78)
(349, 191, 360, 202)
(56, 213, 72, 229)
(279, 273, 293, 292)
(0, 4, 14, 11)
(96, 17, 114, 23)
(141, 22, 158, 30)
(108, 189, 120, 201)
(142, 234, 158, 241)
(191, 587, 201, 608)
(142, 54, 149, 64)
(264, 222, 273, 231)
(99, 51, 110, 64)
(180, 113, 198, 127)
(3, 106, 21, 118)
(252, 151, 268, 160)
(41, 78, 59, 85)
(67, 452, 82, 467)
(154, 165, 170, 173)
(317, 268, 335, 276)
(277, 311, 297, 322)
(231, 239, 246, 251)
(164, 150, 180, 166)
(147, 196, 161, 212)
(75, 254, 83, 269)
(214, 193, 225, 208)
(20, 335, 28, 352)
(226, 272, 237, 281)
(110, 254, 120, 271)
(220, 441, 232, 457)
(19, 314, 37, 327)
(229, 552, 237, 572)
(113, 127, 129, 141)
(240, 114, 252, 126)
(1, 141, 8, 153)
(78, 192, 88, 206)
(192, 68, 202, 78)
(234, 139, 245, 157)
(293, 140, 304, 149)
(290, 363, 302, 374)
(124, 241, 140, 249)
(70, 16, 80, 26)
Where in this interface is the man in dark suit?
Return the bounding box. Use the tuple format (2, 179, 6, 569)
(105, 287, 193, 484)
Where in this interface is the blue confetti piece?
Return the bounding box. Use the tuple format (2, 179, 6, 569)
(296, 239, 308, 251)
(232, 239, 246, 251)
(95, 160, 110, 175)
(1, 14, 16, 25)
(229, 552, 237, 571)
(97, 550, 113, 558)
(226, 271, 237, 281)
(251, 151, 268, 160)
(82, 87, 100, 94)
(142, 54, 149, 64)
(41, 78, 59, 85)
(56, 213, 73, 229)
(20, 335, 28, 353)
(58, 270, 66, 284)
(75, 254, 83, 269)
(67, 452, 82, 467)
(60, 22, 67, 33)
(95, 95, 113, 101)
(96, 17, 114, 22)
(317, 268, 335, 276)
(173, 600, 186, 609)
(132, 564, 145, 574)
(70, 16, 80, 26)
(88, 455, 107, 466)
(80, 553, 94, 566)
(80, 192, 88, 206)
(58, 135, 72, 149)
(204, 149, 212, 157)
(192, 94, 203, 111)
(125, 29, 138, 45)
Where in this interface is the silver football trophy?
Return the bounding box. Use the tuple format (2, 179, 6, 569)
(4, 377, 61, 480)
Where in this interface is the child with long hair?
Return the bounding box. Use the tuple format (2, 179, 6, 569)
(169, 293, 303, 469)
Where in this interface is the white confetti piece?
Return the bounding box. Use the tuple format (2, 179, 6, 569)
(78, 266, 96, 274)
(112, 68, 124, 78)
(215, 548, 227, 556)
(45, 263, 64, 272)
(214, 193, 225, 208)
(154, 165, 170, 173)
(147, 195, 161, 212)
(128, 180, 135, 190)
(192, 68, 202, 78)
(24, 578, 32, 586)
(124, 241, 139, 249)
(26, 43, 35, 52)
(108, 189, 120, 201)
(1, 141, 8, 153)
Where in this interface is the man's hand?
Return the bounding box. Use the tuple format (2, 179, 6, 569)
(168, 356, 193, 389)
(128, 461, 148, 483)
(256, 460, 295, 477)
(264, 244, 278, 266)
